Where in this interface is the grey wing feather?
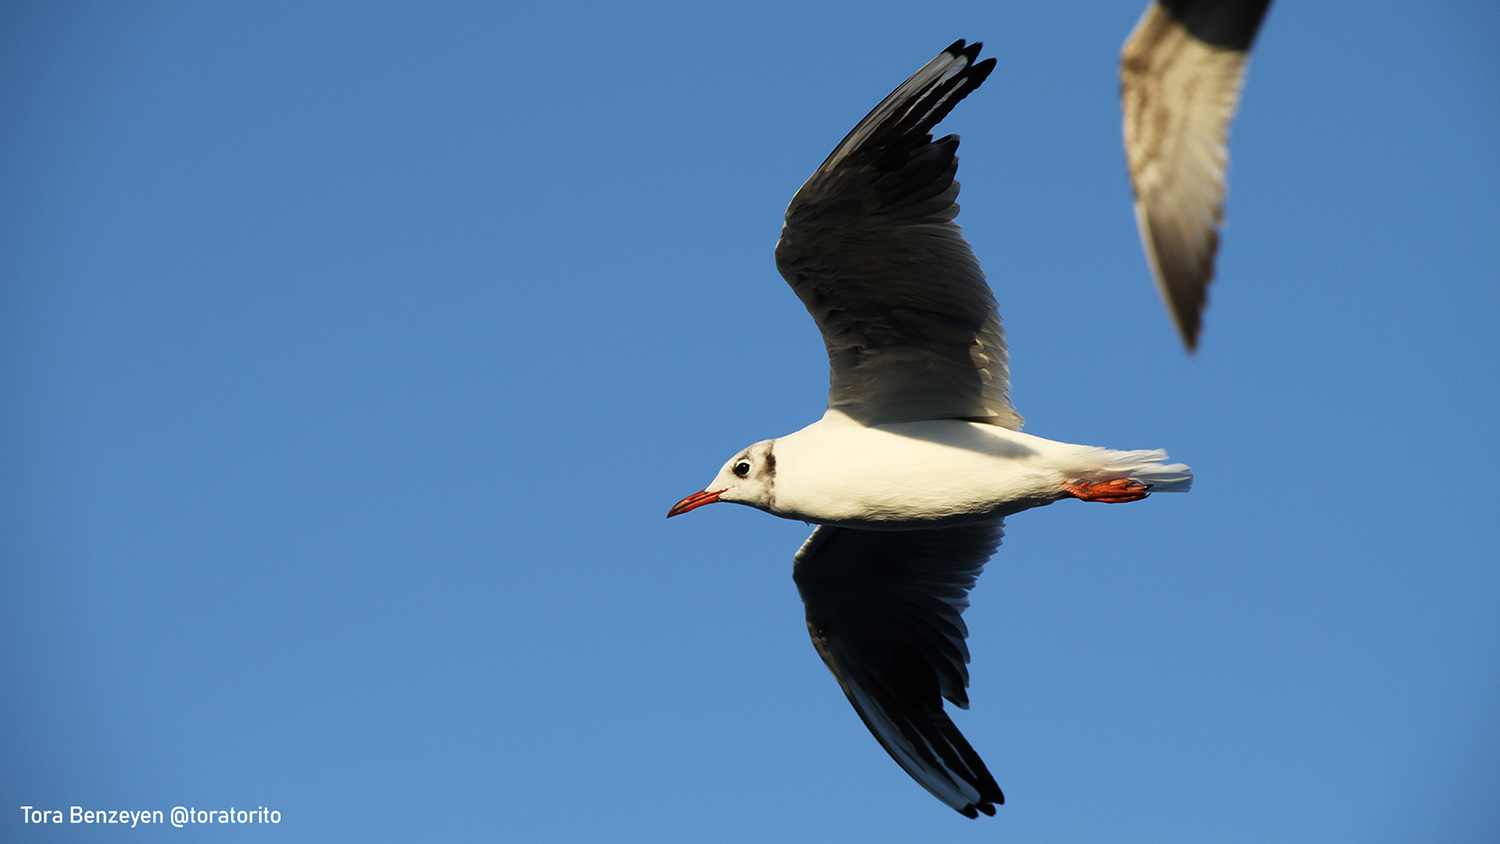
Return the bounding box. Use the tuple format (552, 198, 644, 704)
(792, 521, 1005, 818)
(1121, 0, 1271, 351)
(775, 41, 1021, 428)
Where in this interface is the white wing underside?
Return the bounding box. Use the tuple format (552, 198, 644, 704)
(775, 42, 1022, 429)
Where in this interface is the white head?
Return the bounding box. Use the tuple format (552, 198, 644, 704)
(667, 440, 777, 517)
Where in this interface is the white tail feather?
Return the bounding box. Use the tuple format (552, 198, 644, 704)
(1091, 448, 1193, 493)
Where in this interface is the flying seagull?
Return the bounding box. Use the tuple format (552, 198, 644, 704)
(669, 41, 1192, 818)
(1121, 0, 1273, 350)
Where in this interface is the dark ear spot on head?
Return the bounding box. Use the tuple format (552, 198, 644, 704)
(763, 444, 776, 476)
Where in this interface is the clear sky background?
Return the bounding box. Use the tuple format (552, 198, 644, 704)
(3, 2, 1497, 842)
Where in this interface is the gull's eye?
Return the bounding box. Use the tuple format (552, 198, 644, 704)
(733, 460, 751, 478)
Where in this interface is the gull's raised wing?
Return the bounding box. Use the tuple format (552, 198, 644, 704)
(792, 522, 1005, 818)
(1121, 0, 1273, 351)
(775, 41, 1021, 429)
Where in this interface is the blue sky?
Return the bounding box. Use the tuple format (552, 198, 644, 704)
(3, 2, 1497, 841)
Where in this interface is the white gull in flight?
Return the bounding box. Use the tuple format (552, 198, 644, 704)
(669, 40, 1192, 818)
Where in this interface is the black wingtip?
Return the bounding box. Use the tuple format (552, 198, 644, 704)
(958, 792, 1002, 818)
(1173, 299, 1204, 353)
(942, 39, 987, 63)
(971, 56, 997, 86)
(956, 772, 1004, 817)
(1160, 0, 1272, 52)
(953, 39, 995, 89)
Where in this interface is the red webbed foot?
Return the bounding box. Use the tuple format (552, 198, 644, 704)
(1062, 478, 1151, 504)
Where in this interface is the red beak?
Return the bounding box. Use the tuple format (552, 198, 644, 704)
(667, 489, 725, 518)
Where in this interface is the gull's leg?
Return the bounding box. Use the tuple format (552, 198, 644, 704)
(1061, 478, 1151, 504)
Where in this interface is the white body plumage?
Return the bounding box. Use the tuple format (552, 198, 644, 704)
(708, 409, 1193, 528)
